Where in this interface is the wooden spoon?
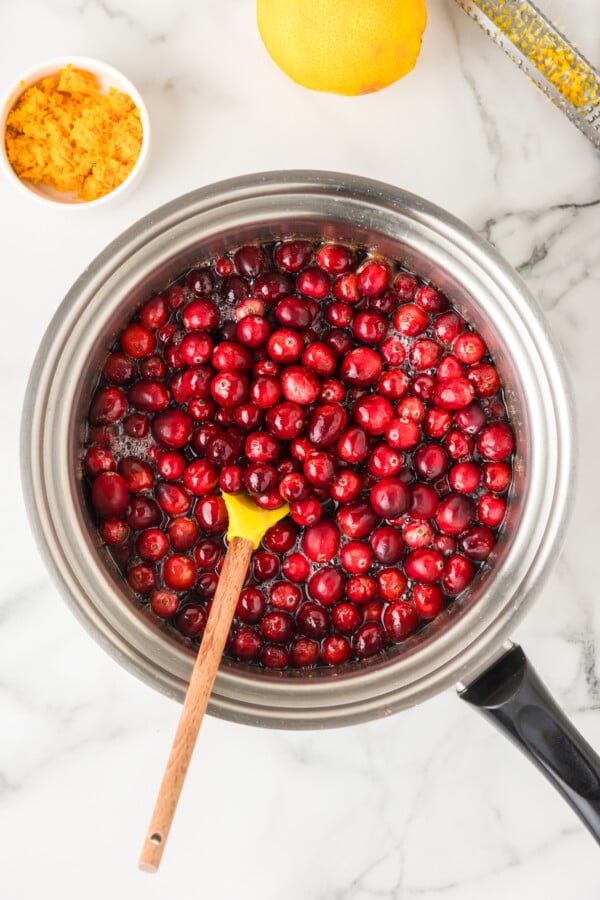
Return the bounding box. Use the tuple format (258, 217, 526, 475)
(139, 492, 290, 873)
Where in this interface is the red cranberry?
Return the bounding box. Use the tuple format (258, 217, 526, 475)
(215, 257, 233, 276)
(304, 451, 336, 488)
(167, 517, 199, 551)
(211, 371, 249, 408)
(84, 446, 116, 477)
(482, 461, 512, 492)
(308, 567, 345, 605)
(385, 418, 420, 450)
(324, 300, 353, 328)
(233, 244, 266, 278)
(339, 348, 382, 387)
(269, 582, 302, 613)
(117, 457, 154, 493)
(182, 459, 218, 496)
(181, 299, 219, 331)
(150, 589, 179, 618)
(163, 555, 197, 591)
(282, 552, 311, 582)
(152, 409, 193, 449)
(120, 323, 155, 358)
(383, 601, 418, 642)
(136, 528, 169, 562)
(301, 520, 340, 563)
(121, 412, 149, 439)
(467, 363, 501, 398)
(454, 332, 485, 364)
(413, 444, 448, 482)
(477, 422, 515, 460)
(297, 602, 331, 639)
(126, 496, 161, 530)
(235, 403, 264, 430)
(164, 286, 186, 310)
(410, 483, 439, 519)
(410, 339, 442, 371)
(323, 328, 353, 357)
(186, 267, 216, 296)
(266, 402, 305, 440)
(317, 243, 354, 273)
(301, 342, 337, 377)
(205, 432, 240, 467)
(177, 603, 207, 637)
(267, 328, 304, 363)
(412, 584, 444, 619)
(232, 627, 262, 660)
(261, 646, 289, 668)
(337, 501, 380, 539)
(368, 526, 403, 564)
(377, 371, 409, 402)
(244, 462, 278, 495)
(219, 465, 243, 494)
(340, 541, 372, 574)
(455, 400, 486, 435)
(236, 315, 271, 348)
(434, 311, 465, 345)
(263, 520, 297, 554)
(353, 395, 394, 435)
(102, 352, 136, 384)
(322, 635, 351, 665)
(99, 518, 129, 545)
(478, 493, 507, 527)
(402, 521, 434, 549)
(278, 472, 309, 503)
(346, 575, 376, 605)
(332, 602, 362, 634)
(253, 271, 294, 305)
(404, 548, 444, 583)
(443, 429, 473, 460)
(88, 386, 127, 425)
(243, 431, 279, 463)
(290, 498, 321, 527)
(337, 426, 369, 464)
(358, 261, 389, 297)
(333, 273, 361, 303)
(275, 296, 312, 329)
(236, 298, 265, 320)
(449, 461, 480, 493)
(192, 539, 222, 569)
(275, 240, 313, 272)
(460, 525, 495, 560)
(396, 396, 425, 423)
(393, 304, 429, 337)
(433, 377, 474, 410)
(127, 564, 156, 595)
(290, 639, 320, 667)
(436, 493, 475, 535)
(280, 365, 320, 405)
(330, 469, 362, 503)
(261, 611, 295, 643)
(297, 266, 330, 299)
(195, 495, 228, 534)
(353, 622, 386, 658)
(352, 311, 387, 344)
(236, 588, 266, 625)
(91, 472, 129, 517)
(370, 477, 411, 518)
(442, 554, 475, 595)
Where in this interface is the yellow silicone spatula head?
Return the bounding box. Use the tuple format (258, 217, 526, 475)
(139, 491, 290, 873)
(222, 491, 290, 547)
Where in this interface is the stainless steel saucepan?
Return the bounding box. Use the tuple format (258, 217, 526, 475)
(21, 171, 600, 842)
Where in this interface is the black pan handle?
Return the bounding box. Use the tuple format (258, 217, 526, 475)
(459, 643, 600, 843)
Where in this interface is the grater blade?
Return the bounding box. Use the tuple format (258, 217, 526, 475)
(455, 0, 600, 151)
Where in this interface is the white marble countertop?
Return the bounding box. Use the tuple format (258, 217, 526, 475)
(1, 1, 599, 897)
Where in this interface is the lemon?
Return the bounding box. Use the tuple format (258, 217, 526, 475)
(256, 0, 427, 96)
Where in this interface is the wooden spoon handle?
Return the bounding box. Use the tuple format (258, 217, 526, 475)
(139, 535, 254, 873)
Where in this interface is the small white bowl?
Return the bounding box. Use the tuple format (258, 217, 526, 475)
(0, 55, 151, 208)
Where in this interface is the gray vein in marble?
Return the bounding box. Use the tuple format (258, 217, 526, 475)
(77, 0, 167, 43)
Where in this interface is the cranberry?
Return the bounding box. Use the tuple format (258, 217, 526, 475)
(150, 589, 179, 618)
(253, 271, 294, 304)
(127, 564, 156, 595)
(352, 311, 387, 344)
(297, 602, 330, 639)
(433, 377, 474, 410)
(404, 548, 444, 583)
(308, 567, 345, 605)
(177, 603, 207, 637)
(482, 461, 512, 492)
(261, 611, 295, 643)
(126, 496, 161, 530)
(275, 296, 312, 329)
(325, 300, 353, 328)
(275, 240, 313, 272)
(353, 622, 386, 658)
(206, 432, 240, 467)
(136, 528, 169, 562)
(297, 266, 330, 299)
(183, 459, 219, 496)
(443, 429, 473, 460)
(168, 516, 199, 551)
(339, 347, 382, 387)
(181, 299, 219, 331)
(412, 584, 444, 619)
(383, 601, 418, 642)
(91, 472, 129, 517)
(454, 332, 485, 364)
(455, 400, 486, 435)
(117, 457, 154, 493)
(330, 469, 362, 503)
(163, 555, 197, 591)
(263, 520, 297, 554)
(269, 582, 302, 613)
(193, 539, 222, 569)
(244, 462, 278, 495)
(282, 552, 311, 582)
(477, 422, 515, 461)
(370, 477, 410, 518)
(164, 286, 186, 310)
(436, 493, 475, 536)
(410, 339, 442, 371)
(102, 352, 136, 384)
(266, 402, 305, 440)
(467, 363, 501, 398)
(88, 386, 127, 425)
(301, 342, 337, 377)
(236, 588, 266, 625)
(280, 365, 320, 405)
(478, 493, 507, 527)
(340, 541, 372, 574)
(367, 526, 403, 564)
(290, 639, 320, 667)
(152, 409, 193, 449)
(435, 311, 465, 345)
(449, 461, 480, 493)
(220, 465, 243, 493)
(235, 403, 264, 430)
(331, 602, 361, 634)
(393, 304, 429, 337)
(232, 628, 262, 660)
(317, 243, 354, 273)
(120, 323, 155, 359)
(337, 501, 380, 539)
(353, 395, 394, 435)
(337, 426, 369, 464)
(236, 315, 271, 348)
(122, 412, 149, 439)
(84, 446, 116, 477)
(300, 520, 340, 563)
(375, 568, 407, 601)
(346, 575, 377, 605)
(304, 452, 336, 488)
(402, 521, 433, 549)
(99, 518, 129, 545)
(261, 646, 289, 668)
(155, 481, 191, 516)
(442, 554, 475, 595)
(289, 498, 321, 527)
(377, 371, 409, 402)
(322, 636, 351, 665)
(385, 419, 419, 451)
(266, 328, 304, 363)
(333, 273, 361, 303)
(211, 371, 249, 408)
(186, 267, 216, 296)
(277, 472, 309, 503)
(410, 483, 439, 519)
(358, 261, 389, 297)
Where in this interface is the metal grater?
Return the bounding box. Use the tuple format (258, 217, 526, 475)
(455, 0, 600, 151)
